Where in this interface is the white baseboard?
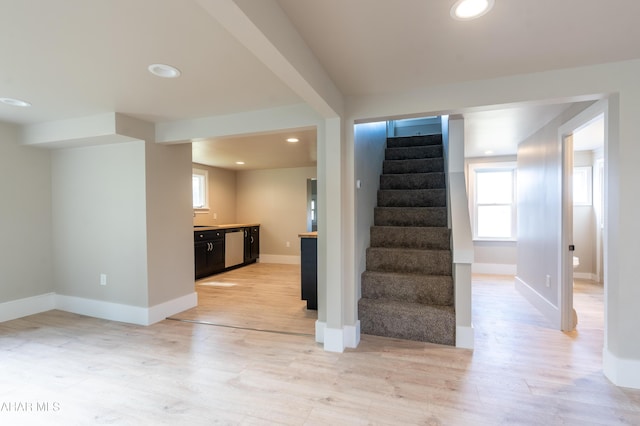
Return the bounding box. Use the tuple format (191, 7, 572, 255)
(344, 320, 361, 348)
(574, 272, 599, 282)
(604, 348, 640, 389)
(55, 292, 198, 326)
(472, 263, 517, 275)
(514, 276, 560, 328)
(258, 254, 300, 265)
(320, 322, 361, 352)
(315, 320, 325, 344)
(0, 293, 56, 323)
(55, 294, 150, 325)
(323, 326, 346, 352)
(456, 325, 474, 349)
(147, 292, 198, 324)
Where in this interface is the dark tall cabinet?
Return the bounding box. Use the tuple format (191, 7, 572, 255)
(300, 236, 317, 310)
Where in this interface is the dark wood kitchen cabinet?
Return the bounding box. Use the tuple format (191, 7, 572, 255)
(243, 226, 260, 263)
(194, 230, 225, 279)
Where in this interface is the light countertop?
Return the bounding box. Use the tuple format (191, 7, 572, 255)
(298, 231, 318, 238)
(194, 223, 259, 231)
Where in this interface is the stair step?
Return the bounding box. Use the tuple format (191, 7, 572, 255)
(385, 145, 443, 160)
(387, 134, 443, 148)
(358, 298, 455, 346)
(366, 247, 452, 275)
(370, 226, 450, 250)
(380, 172, 445, 190)
(361, 271, 453, 305)
(374, 207, 447, 227)
(377, 189, 446, 207)
(383, 158, 444, 174)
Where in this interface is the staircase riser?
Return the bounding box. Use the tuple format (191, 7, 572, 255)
(380, 173, 445, 190)
(374, 207, 447, 227)
(370, 227, 450, 250)
(361, 272, 453, 305)
(358, 299, 455, 346)
(366, 248, 452, 275)
(378, 189, 446, 207)
(383, 158, 444, 174)
(387, 135, 443, 148)
(385, 145, 443, 160)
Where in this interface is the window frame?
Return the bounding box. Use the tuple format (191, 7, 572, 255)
(192, 168, 209, 210)
(573, 166, 593, 206)
(468, 161, 517, 242)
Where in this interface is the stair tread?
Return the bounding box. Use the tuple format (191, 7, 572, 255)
(368, 246, 451, 253)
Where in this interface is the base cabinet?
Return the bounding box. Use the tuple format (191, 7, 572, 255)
(195, 226, 259, 280)
(243, 226, 260, 263)
(194, 230, 225, 279)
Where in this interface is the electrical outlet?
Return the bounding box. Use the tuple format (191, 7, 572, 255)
(100, 274, 107, 286)
(213, 212, 217, 219)
(286, 241, 290, 248)
(545, 275, 551, 288)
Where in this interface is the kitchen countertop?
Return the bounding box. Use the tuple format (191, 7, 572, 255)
(298, 231, 318, 238)
(194, 223, 260, 231)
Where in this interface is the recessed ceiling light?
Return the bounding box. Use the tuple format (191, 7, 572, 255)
(451, 0, 494, 21)
(484, 150, 494, 155)
(0, 97, 32, 107)
(287, 138, 299, 143)
(147, 63, 181, 78)
(235, 161, 245, 165)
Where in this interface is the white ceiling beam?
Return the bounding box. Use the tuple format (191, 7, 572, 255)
(196, 0, 343, 119)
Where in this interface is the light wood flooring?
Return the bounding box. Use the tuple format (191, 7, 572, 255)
(1, 268, 639, 425)
(170, 263, 317, 335)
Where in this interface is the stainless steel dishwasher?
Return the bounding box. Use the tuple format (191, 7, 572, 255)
(224, 229, 244, 268)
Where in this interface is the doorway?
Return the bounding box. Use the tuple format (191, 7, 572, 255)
(560, 102, 607, 332)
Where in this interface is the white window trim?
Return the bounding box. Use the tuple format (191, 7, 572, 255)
(192, 168, 209, 211)
(468, 161, 517, 242)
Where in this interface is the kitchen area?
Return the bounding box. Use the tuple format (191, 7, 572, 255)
(194, 224, 260, 279)
(171, 129, 319, 334)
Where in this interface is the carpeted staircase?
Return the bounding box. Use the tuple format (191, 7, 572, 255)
(359, 134, 455, 346)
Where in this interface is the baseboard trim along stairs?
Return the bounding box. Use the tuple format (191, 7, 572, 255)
(359, 134, 456, 346)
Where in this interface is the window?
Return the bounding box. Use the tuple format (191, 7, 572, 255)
(469, 162, 517, 241)
(192, 168, 208, 209)
(573, 166, 592, 206)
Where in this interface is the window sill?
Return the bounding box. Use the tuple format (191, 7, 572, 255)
(473, 238, 517, 243)
(193, 208, 209, 214)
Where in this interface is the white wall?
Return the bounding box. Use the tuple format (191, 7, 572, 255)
(236, 166, 316, 261)
(354, 121, 387, 298)
(52, 141, 149, 306)
(516, 103, 591, 322)
(0, 122, 53, 303)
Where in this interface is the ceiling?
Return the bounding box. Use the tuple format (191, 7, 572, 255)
(192, 128, 316, 170)
(1, 0, 635, 167)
